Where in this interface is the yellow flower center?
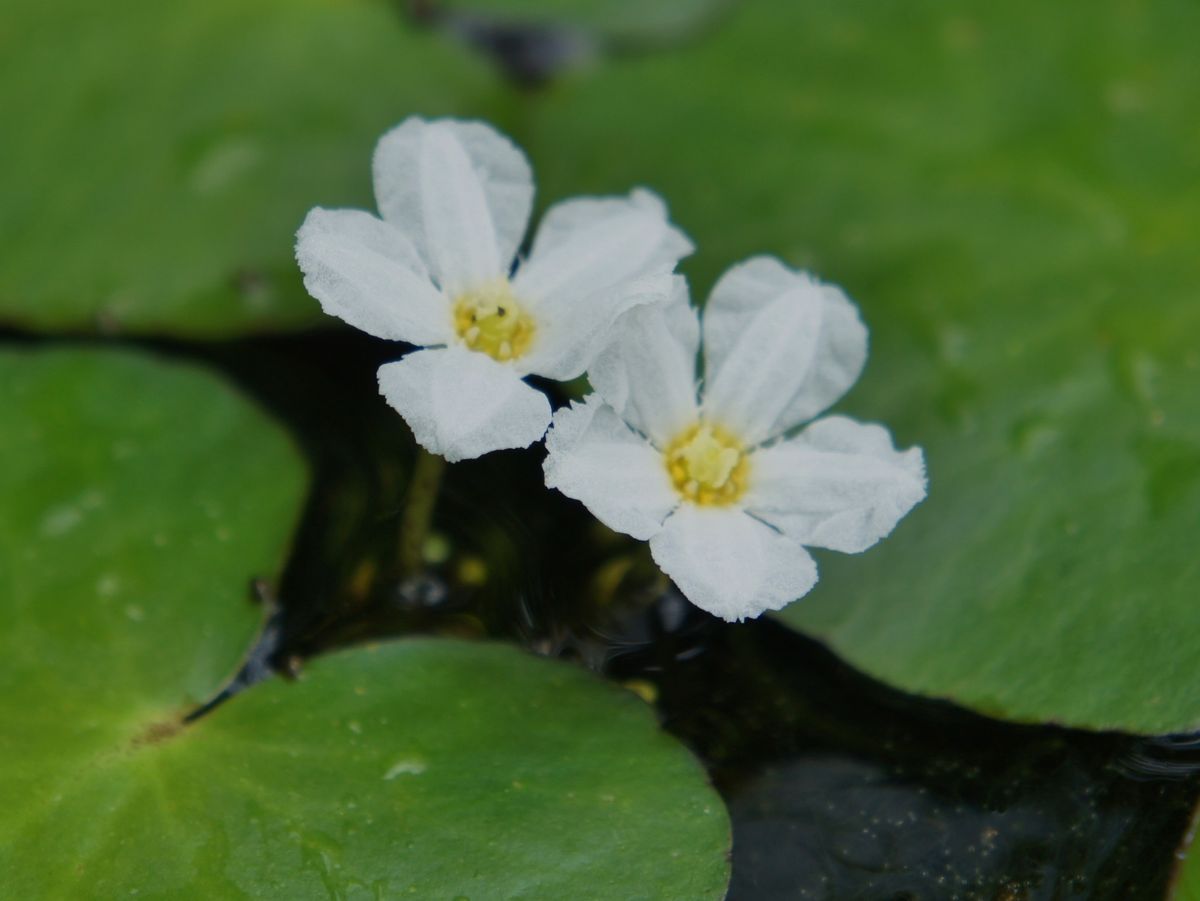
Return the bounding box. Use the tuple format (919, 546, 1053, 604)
(664, 423, 749, 506)
(452, 281, 536, 362)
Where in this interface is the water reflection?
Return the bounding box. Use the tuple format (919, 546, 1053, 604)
(620, 616, 1196, 899)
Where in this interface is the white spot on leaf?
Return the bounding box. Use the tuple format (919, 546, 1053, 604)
(40, 506, 82, 537)
(383, 759, 427, 780)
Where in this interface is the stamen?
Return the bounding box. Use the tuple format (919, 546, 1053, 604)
(664, 423, 749, 506)
(453, 281, 536, 362)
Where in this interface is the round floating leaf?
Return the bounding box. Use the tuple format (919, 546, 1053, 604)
(521, 0, 1200, 733)
(0, 0, 489, 335)
(0, 347, 306, 716)
(0, 349, 730, 898)
(26, 641, 731, 900)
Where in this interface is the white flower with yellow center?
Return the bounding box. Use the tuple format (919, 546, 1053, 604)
(544, 259, 927, 621)
(296, 117, 692, 461)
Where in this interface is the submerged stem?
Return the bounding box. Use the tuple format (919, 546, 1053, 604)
(398, 448, 447, 580)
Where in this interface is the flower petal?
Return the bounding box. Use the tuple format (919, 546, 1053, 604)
(512, 189, 693, 377)
(519, 271, 677, 381)
(377, 347, 551, 462)
(649, 506, 818, 622)
(585, 278, 700, 447)
(701, 283, 823, 445)
(702, 257, 867, 443)
(516, 188, 693, 305)
(543, 395, 679, 541)
(373, 117, 533, 293)
(744, 416, 927, 553)
(295, 208, 450, 345)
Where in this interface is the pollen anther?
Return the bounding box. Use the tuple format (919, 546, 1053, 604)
(664, 422, 749, 506)
(453, 281, 536, 362)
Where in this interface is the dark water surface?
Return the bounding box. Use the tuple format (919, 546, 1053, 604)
(171, 331, 1200, 899)
(8, 325, 1198, 899)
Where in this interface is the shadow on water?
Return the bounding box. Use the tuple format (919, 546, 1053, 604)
(71, 325, 1195, 900)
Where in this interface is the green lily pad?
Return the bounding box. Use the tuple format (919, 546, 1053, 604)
(0, 348, 731, 898)
(0, 347, 306, 710)
(0, 0, 489, 336)
(1174, 837, 1200, 901)
(520, 0, 1200, 733)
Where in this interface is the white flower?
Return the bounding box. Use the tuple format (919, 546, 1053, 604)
(544, 259, 927, 621)
(296, 117, 692, 462)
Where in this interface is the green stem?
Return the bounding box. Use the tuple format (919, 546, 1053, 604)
(397, 448, 447, 580)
